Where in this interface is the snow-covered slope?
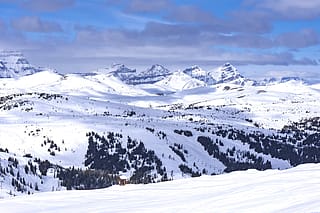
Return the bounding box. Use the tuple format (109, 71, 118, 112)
(155, 70, 206, 91)
(1, 163, 319, 213)
(0, 73, 319, 189)
(0, 51, 44, 78)
(0, 70, 150, 96)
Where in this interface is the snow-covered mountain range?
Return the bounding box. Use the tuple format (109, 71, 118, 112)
(0, 50, 306, 86)
(0, 52, 319, 207)
(99, 62, 254, 87)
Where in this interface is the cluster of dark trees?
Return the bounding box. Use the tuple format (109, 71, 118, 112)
(34, 158, 53, 175)
(123, 110, 136, 117)
(57, 167, 118, 190)
(0, 157, 40, 195)
(211, 124, 320, 166)
(192, 116, 320, 172)
(0, 147, 9, 153)
(197, 136, 272, 172)
(174, 129, 193, 137)
(169, 143, 188, 162)
(37, 93, 65, 101)
(23, 130, 171, 191)
(11, 174, 38, 194)
(0, 92, 67, 111)
(84, 131, 168, 184)
(0, 92, 64, 103)
(282, 117, 320, 132)
(145, 127, 167, 140)
(34, 158, 115, 191)
(40, 138, 62, 156)
(179, 164, 201, 177)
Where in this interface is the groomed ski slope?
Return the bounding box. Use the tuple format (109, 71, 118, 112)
(1, 163, 319, 213)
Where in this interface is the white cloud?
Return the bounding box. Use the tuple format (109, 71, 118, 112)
(254, 0, 320, 19)
(11, 16, 62, 33)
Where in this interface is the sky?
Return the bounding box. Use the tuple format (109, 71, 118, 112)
(0, 0, 319, 79)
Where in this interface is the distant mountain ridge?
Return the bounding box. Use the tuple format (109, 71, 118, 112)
(259, 76, 306, 86)
(0, 50, 308, 88)
(99, 63, 172, 85)
(0, 51, 44, 78)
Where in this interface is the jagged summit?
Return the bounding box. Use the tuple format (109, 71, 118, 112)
(221, 63, 236, 71)
(142, 64, 171, 76)
(183, 65, 215, 85)
(183, 65, 203, 74)
(109, 64, 136, 74)
(99, 64, 137, 84)
(182, 63, 253, 86)
(127, 64, 171, 85)
(103, 64, 172, 85)
(0, 50, 42, 78)
(96, 62, 259, 87)
(212, 63, 242, 82)
(209, 63, 255, 86)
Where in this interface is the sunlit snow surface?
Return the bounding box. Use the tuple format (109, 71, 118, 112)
(1, 70, 320, 210)
(1, 163, 319, 213)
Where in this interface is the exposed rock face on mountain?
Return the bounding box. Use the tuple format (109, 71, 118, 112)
(209, 63, 255, 86)
(258, 76, 305, 86)
(104, 64, 172, 85)
(183, 66, 215, 85)
(106, 63, 304, 87)
(166, 63, 256, 87)
(0, 51, 42, 78)
(129, 64, 172, 85)
(106, 64, 137, 83)
(109, 64, 136, 75)
(142, 64, 171, 78)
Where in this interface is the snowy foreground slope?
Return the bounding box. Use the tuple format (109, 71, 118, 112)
(1, 163, 320, 213)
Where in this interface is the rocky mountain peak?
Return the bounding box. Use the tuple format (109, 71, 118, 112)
(110, 64, 136, 74)
(0, 50, 41, 78)
(209, 63, 249, 85)
(143, 64, 171, 76)
(220, 63, 240, 76)
(183, 65, 215, 85)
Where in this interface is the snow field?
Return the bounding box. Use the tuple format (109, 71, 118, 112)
(0, 163, 319, 213)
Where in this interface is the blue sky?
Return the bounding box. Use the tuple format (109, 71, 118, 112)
(0, 0, 319, 79)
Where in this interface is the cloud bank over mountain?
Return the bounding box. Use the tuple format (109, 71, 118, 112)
(0, 0, 318, 76)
